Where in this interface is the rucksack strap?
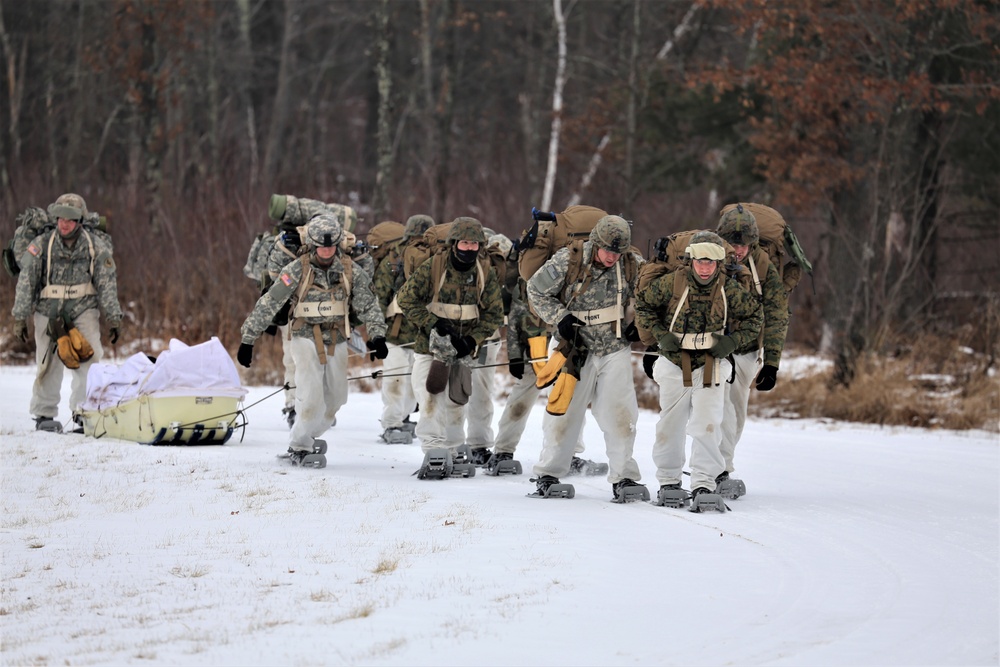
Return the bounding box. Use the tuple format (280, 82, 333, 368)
(41, 230, 97, 300)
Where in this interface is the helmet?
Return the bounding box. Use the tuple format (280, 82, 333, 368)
(716, 203, 759, 246)
(448, 217, 487, 244)
(306, 214, 344, 248)
(590, 215, 631, 253)
(49, 193, 88, 221)
(686, 230, 727, 261)
(488, 233, 513, 258)
(403, 214, 435, 241)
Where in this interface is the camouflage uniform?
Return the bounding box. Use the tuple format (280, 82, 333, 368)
(239, 214, 387, 454)
(395, 217, 504, 453)
(12, 194, 122, 425)
(526, 216, 644, 487)
(716, 207, 790, 479)
(634, 231, 763, 492)
(371, 215, 434, 439)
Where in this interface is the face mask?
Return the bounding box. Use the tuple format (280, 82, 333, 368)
(451, 247, 479, 269)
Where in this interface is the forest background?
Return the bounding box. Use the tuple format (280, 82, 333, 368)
(0, 0, 997, 431)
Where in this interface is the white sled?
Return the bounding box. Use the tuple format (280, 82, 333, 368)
(78, 338, 246, 446)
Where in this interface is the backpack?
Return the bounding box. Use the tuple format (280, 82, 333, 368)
(4, 207, 112, 278)
(402, 221, 454, 279)
(517, 205, 607, 281)
(243, 231, 276, 285)
(365, 221, 405, 268)
(634, 229, 743, 347)
(719, 203, 813, 294)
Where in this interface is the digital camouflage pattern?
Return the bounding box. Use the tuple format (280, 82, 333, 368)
(716, 205, 759, 246)
(506, 277, 548, 360)
(589, 215, 631, 253)
(12, 228, 122, 326)
(634, 269, 763, 371)
(395, 253, 504, 356)
(240, 252, 386, 347)
(371, 237, 423, 346)
(48, 193, 88, 220)
(403, 214, 434, 241)
(735, 245, 789, 367)
(526, 241, 643, 357)
(447, 216, 487, 244)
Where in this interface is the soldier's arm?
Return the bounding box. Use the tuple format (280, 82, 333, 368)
(350, 261, 388, 339)
(761, 261, 790, 367)
(92, 241, 123, 324)
(396, 258, 435, 333)
(11, 241, 44, 320)
(371, 256, 395, 310)
(525, 248, 571, 327)
(725, 277, 764, 350)
(635, 272, 674, 343)
(240, 263, 299, 344)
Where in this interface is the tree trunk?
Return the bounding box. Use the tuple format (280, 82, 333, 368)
(262, 0, 297, 188)
(540, 0, 567, 212)
(433, 0, 454, 223)
(371, 0, 393, 221)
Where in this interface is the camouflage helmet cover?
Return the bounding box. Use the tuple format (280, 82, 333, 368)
(49, 193, 88, 221)
(448, 216, 487, 244)
(716, 203, 759, 246)
(403, 214, 435, 241)
(306, 214, 344, 248)
(590, 215, 631, 253)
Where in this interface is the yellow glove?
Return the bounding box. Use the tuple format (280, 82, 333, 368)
(57, 335, 81, 369)
(527, 335, 549, 376)
(545, 371, 577, 416)
(68, 328, 94, 362)
(534, 350, 566, 389)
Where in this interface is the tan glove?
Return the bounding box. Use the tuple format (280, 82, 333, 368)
(527, 335, 549, 376)
(57, 335, 81, 369)
(534, 349, 567, 389)
(68, 328, 94, 362)
(545, 371, 578, 416)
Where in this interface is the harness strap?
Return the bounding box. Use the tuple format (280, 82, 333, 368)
(43, 230, 96, 300)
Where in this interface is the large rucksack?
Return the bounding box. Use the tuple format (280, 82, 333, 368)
(517, 205, 607, 281)
(4, 207, 111, 278)
(719, 203, 813, 294)
(402, 221, 454, 279)
(365, 221, 406, 269)
(243, 231, 276, 285)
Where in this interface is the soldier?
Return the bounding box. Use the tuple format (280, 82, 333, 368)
(237, 214, 388, 466)
(12, 194, 123, 432)
(525, 215, 646, 502)
(715, 205, 789, 496)
(634, 230, 763, 511)
(371, 214, 435, 444)
(395, 217, 504, 476)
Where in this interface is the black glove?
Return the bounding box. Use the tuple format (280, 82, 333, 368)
(109, 326, 121, 345)
(14, 319, 28, 343)
(624, 321, 641, 343)
(264, 324, 278, 336)
(755, 364, 778, 391)
(237, 343, 254, 368)
(656, 334, 680, 354)
(509, 358, 525, 379)
(557, 314, 585, 345)
(367, 336, 389, 361)
(709, 333, 737, 358)
(452, 335, 476, 359)
(433, 319, 456, 338)
(642, 346, 658, 379)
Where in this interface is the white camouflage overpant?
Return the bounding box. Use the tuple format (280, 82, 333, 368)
(287, 338, 348, 452)
(533, 346, 641, 484)
(279, 323, 296, 409)
(720, 350, 761, 477)
(460, 338, 500, 448)
(411, 352, 465, 452)
(650, 356, 731, 491)
(379, 342, 416, 430)
(31, 309, 103, 420)
(494, 365, 586, 456)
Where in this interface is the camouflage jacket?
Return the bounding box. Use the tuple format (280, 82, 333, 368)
(634, 269, 763, 371)
(736, 246, 790, 367)
(526, 241, 642, 357)
(12, 229, 122, 326)
(506, 277, 548, 360)
(241, 253, 386, 347)
(265, 234, 301, 282)
(371, 239, 422, 346)
(395, 253, 504, 356)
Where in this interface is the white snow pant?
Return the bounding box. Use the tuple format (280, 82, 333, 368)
(379, 342, 416, 430)
(494, 365, 585, 456)
(533, 347, 641, 484)
(279, 324, 296, 409)
(287, 338, 348, 452)
(31, 309, 103, 419)
(720, 351, 761, 476)
(651, 356, 730, 491)
(462, 338, 499, 448)
(411, 353, 465, 452)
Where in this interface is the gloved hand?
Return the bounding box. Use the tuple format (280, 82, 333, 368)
(624, 321, 641, 343)
(264, 324, 278, 336)
(709, 333, 736, 358)
(656, 333, 680, 354)
(433, 319, 456, 338)
(367, 336, 389, 361)
(557, 314, 584, 345)
(755, 364, 778, 391)
(14, 319, 28, 343)
(508, 358, 525, 379)
(109, 325, 121, 345)
(642, 346, 658, 380)
(451, 335, 476, 359)
(237, 343, 254, 368)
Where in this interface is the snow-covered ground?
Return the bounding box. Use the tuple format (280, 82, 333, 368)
(1, 362, 997, 666)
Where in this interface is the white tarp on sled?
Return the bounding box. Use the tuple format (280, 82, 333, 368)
(79, 337, 246, 445)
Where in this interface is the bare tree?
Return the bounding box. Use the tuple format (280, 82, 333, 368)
(540, 0, 568, 211)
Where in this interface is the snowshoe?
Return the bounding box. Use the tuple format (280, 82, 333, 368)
(415, 448, 452, 480)
(652, 483, 690, 508)
(715, 472, 746, 500)
(484, 451, 523, 477)
(447, 444, 476, 477)
(689, 487, 728, 513)
(70, 414, 85, 434)
(469, 447, 491, 466)
(34, 416, 62, 433)
(527, 475, 574, 499)
(381, 427, 413, 445)
(401, 415, 417, 435)
(282, 407, 296, 429)
(568, 456, 608, 477)
(611, 478, 650, 504)
(278, 439, 327, 468)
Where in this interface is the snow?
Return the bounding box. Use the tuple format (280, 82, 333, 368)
(1, 363, 997, 666)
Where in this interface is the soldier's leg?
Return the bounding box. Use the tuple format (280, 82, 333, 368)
(412, 354, 449, 452)
(687, 361, 730, 491)
(493, 369, 541, 454)
(287, 338, 332, 451)
(720, 351, 758, 475)
(533, 355, 596, 480)
(69, 309, 104, 414)
(29, 313, 62, 419)
(322, 341, 349, 427)
(279, 324, 296, 410)
(465, 339, 499, 447)
(589, 348, 642, 483)
(651, 356, 693, 487)
(380, 342, 411, 430)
